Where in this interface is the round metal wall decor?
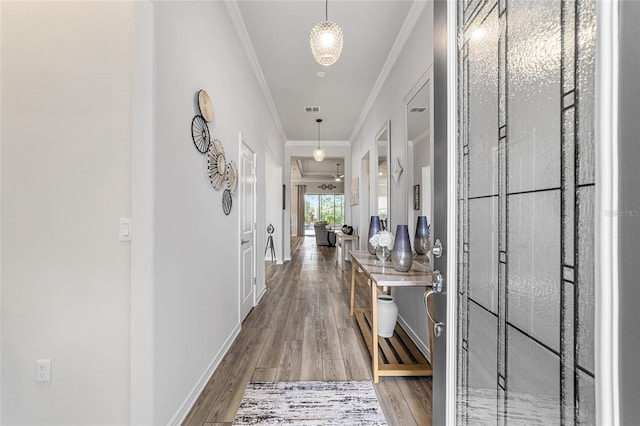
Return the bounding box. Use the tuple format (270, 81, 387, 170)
(191, 115, 211, 153)
(198, 89, 214, 123)
(212, 139, 225, 160)
(222, 189, 232, 215)
(206, 139, 227, 190)
(226, 161, 238, 194)
(189, 90, 237, 218)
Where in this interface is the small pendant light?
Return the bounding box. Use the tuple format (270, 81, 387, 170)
(313, 118, 326, 162)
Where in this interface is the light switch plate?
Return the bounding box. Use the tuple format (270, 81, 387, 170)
(120, 218, 132, 242)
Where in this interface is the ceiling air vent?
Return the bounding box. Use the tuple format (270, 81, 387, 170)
(410, 107, 427, 113)
(304, 106, 320, 112)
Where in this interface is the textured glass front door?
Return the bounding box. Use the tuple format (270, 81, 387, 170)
(455, 0, 596, 424)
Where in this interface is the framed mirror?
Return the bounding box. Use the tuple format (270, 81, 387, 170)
(376, 121, 391, 230)
(361, 151, 370, 243)
(406, 72, 433, 243)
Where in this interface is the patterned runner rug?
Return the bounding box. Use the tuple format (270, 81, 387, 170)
(233, 381, 388, 425)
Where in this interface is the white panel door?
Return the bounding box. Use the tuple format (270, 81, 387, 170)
(239, 139, 256, 322)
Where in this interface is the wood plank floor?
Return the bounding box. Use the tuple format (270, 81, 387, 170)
(183, 237, 433, 426)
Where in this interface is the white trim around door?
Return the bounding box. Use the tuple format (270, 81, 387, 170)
(595, 0, 620, 424)
(445, 0, 458, 423)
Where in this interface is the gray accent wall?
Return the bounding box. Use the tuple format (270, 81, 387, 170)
(618, 1, 640, 424)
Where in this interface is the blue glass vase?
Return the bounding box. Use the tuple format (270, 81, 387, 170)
(367, 216, 381, 255)
(414, 216, 431, 255)
(392, 225, 413, 272)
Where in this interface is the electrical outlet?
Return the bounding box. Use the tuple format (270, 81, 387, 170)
(36, 359, 51, 383)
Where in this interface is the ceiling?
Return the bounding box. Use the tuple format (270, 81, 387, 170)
(407, 79, 430, 142)
(231, 0, 420, 144)
(291, 157, 345, 181)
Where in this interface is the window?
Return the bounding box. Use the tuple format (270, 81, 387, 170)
(304, 194, 344, 235)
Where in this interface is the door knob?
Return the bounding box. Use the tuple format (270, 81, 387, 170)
(432, 238, 443, 258)
(241, 239, 250, 245)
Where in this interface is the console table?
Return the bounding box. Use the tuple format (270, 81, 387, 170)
(349, 250, 434, 383)
(336, 232, 359, 269)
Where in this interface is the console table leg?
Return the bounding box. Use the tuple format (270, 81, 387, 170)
(350, 260, 356, 316)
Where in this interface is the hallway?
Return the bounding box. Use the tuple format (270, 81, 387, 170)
(183, 237, 433, 425)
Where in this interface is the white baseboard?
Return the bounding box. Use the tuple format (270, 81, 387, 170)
(397, 315, 431, 363)
(255, 286, 267, 304)
(168, 322, 242, 425)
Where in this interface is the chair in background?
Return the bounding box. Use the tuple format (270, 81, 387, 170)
(313, 221, 336, 246)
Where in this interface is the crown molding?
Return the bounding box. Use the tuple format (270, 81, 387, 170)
(409, 128, 430, 146)
(224, 0, 287, 142)
(348, 0, 428, 142)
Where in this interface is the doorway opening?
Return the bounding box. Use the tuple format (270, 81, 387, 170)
(303, 194, 345, 235)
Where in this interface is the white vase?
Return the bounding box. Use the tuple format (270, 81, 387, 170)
(377, 295, 398, 338)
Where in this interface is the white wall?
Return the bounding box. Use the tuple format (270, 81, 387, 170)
(1, 2, 133, 424)
(350, 3, 434, 356)
(1, 1, 285, 424)
(265, 149, 283, 264)
(409, 136, 432, 237)
(152, 2, 283, 423)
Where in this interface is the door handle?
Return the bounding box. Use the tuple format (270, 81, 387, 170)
(424, 269, 445, 337)
(241, 239, 250, 245)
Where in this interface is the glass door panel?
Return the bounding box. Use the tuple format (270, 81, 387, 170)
(456, 0, 596, 424)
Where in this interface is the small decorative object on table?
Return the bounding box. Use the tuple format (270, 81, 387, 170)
(367, 216, 381, 255)
(414, 216, 430, 255)
(341, 224, 354, 235)
(369, 230, 394, 261)
(391, 224, 413, 272)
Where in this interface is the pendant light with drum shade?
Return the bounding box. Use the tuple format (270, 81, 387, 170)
(313, 118, 326, 162)
(310, 0, 343, 66)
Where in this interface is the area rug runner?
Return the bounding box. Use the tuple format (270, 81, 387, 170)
(233, 381, 388, 425)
